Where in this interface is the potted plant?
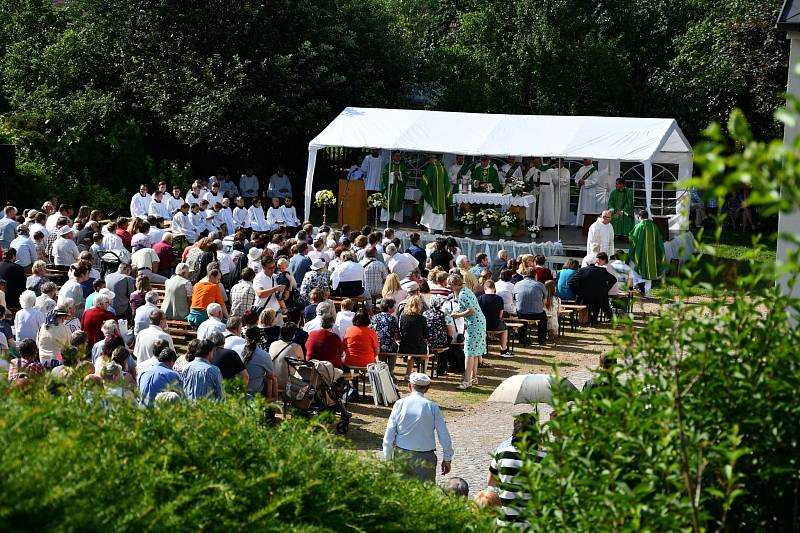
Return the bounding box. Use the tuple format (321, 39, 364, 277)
(506, 178, 526, 197)
(314, 190, 337, 224)
(367, 192, 387, 226)
(499, 211, 518, 237)
(477, 208, 498, 236)
(527, 223, 541, 240)
(458, 210, 476, 234)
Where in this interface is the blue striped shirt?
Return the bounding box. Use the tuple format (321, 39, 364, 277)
(182, 358, 224, 401)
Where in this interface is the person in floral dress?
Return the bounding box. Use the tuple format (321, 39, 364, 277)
(447, 273, 486, 389)
(371, 298, 399, 373)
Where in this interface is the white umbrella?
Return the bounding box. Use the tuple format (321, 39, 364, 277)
(487, 374, 578, 405)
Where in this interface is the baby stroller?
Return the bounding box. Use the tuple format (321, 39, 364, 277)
(98, 249, 130, 278)
(283, 358, 352, 434)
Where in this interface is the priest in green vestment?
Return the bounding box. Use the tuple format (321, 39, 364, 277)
(628, 210, 665, 293)
(381, 150, 408, 223)
(419, 153, 452, 232)
(608, 178, 635, 236)
(470, 155, 501, 193)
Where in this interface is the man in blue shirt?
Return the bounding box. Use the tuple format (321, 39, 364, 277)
(182, 339, 225, 401)
(406, 233, 427, 274)
(289, 242, 312, 284)
(138, 347, 182, 406)
(469, 253, 489, 278)
(512, 267, 548, 346)
(383, 372, 454, 482)
(0, 205, 18, 250)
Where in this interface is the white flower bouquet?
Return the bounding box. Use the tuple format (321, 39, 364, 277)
(507, 178, 526, 197)
(367, 192, 387, 209)
(477, 208, 500, 229)
(499, 211, 518, 229)
(314, 190, 337, 207)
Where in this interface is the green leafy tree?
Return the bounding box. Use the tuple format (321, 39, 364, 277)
(510, 108, 800, 530)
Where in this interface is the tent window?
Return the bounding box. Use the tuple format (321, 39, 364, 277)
(621, 163, 679, 216)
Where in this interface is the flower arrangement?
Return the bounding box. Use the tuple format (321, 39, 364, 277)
(458, 210, 476, 226)
(476, 208, 500, 229)
(499, 211, 518, 229)
(527, 223, 541, 238)
(507, 178, 526, 197)
(367, 192, 387, 209)
(315, 190, 337, 207)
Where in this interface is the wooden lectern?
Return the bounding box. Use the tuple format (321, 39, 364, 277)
(338, 179, 367, 229)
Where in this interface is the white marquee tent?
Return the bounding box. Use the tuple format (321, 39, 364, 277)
(304, 107, 693, 228)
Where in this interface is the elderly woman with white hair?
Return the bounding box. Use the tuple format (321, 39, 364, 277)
(14, 290, 45, 341)
(25, 260, 49, 295)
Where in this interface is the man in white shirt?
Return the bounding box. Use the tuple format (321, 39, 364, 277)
(197, 303, 228, 340)
(148, 190, 172, 220)
(46, 204, 71, 233)
(385, 243, 419, 280)
(382, 372, 453, 482)
(133, 309, 174, 364)
(133, 291, 161, 334)
(303, 301, 336, 335)
(222, 316, 246, 354)
(130, 184, 152, 220)
(267, 166, 292, 199)
(586, 210, 615, 257)
(102, 222, 126, 251)
(239, 169, 259, 203)
(10, 225, 37, 269)
(334, 299, 356, 339)
(52, 226, 80, 266)
(495, 269, 516, 314)
(131, 243, 167, 283)
(330, 251, 365, 297)
(252, 257, 286, 325)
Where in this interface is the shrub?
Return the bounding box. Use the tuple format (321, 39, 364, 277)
(0, 392, 489, 532)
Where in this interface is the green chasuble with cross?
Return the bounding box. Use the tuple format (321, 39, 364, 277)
(381, 160, 409, 212)
(419, 160, 452, 214)
(628, 219, 665, 280)
(470, 164, 501, 193)
(608, 187, 635, 235)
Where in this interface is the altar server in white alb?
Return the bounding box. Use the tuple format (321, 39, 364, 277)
(500, 156, 523, 189)
(586, 210, 615, 257)
(536, 159, 556, 228)
(248, 198, 270, 232)
(448, 154, 467, 194)
(266, 197, 286, 230)
(166, 185, 184, 215)
(188, 203, 207, 237)
(219, 199, 237, 236)
(267, 166, 292, 199)
(171, 203, 200, 244)
(523, 158, 542, 222)
(148, 190, 172, 221)
(361, 148, 384, 193)
(574, 159, 603, 227)
(130, 184, 152, 220)
(281, 197, 301, 230)
(555, 160, 572, 225)
(239, 169, 259, 204)
(232, 196, 251, 232)
(185, 182, 204, 207)
(204, 181, 224, 208)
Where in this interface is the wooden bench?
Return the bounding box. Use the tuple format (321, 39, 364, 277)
(561, 304, 589, 326)
(168, 327, 197, 352)
(329, 296, 367, 310)
(486, 322, 522, 355)
(166, 319, 193, 331)
(381, 348, 444, 380)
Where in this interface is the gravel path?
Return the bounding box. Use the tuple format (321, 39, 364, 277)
(435, 367, 594, 496)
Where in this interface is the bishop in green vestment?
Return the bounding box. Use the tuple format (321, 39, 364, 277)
(628, 210, 665, 280)
(608, 178, 635, 236)
(381, 150, 408, 222)
(419, 154, 452, 232)
(470, 156, 501, 193)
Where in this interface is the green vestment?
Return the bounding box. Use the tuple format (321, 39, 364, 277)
(628, 219, 665, 280)
(608, 188, 635, 236)
(381, 160, 408, 212)
(470, 164, 501, 193)
(419, 161, 452, 214)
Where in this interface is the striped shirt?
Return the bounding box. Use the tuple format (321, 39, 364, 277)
(489, 439, 547, 526)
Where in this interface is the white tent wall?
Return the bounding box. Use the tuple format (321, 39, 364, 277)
(304, 107, 694, 224)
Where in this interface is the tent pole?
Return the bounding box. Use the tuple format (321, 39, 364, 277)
(557, 158, 562, 243)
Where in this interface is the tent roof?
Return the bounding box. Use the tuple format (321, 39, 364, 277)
(778, 0, 800, 31)
(308, 107, 692, 162)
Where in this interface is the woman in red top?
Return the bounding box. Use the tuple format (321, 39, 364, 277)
(305, 314, 343, 368)
(533, 254, 553, 282)
(342, 308, 378, 368)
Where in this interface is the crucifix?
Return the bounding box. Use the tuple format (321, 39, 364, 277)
(528, 171, 550, 227)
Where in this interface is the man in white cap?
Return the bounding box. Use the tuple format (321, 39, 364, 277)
(382, 372, 453, 482)
(52, 225, 80, 266)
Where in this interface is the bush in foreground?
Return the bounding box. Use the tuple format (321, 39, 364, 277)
(0, 392, 489, 532)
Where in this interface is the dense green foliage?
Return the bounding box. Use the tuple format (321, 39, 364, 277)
(0, 0, 788, 211)
(513, 110, 800, 530)
(0, 391, 488, 531)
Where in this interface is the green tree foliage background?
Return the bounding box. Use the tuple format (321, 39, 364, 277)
(0, 0, 789, 212)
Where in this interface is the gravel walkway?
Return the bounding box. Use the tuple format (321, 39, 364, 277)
(435, 367, 594, 497)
